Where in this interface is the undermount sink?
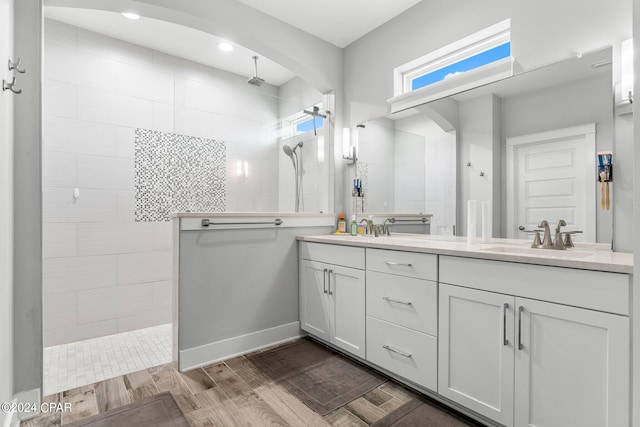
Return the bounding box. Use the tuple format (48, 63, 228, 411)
(480, 245, 594, 259)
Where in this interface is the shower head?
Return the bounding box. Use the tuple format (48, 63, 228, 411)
(283, 141, 303, 157)
(247, 55, 265, 86)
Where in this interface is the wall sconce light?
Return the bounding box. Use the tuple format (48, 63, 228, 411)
(621, 38, 633, 105)
(342, 127, 357, 164)
(236, 160, 249, 178)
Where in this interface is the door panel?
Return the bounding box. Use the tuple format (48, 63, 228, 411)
(331, 265, 365, 358)
(299, 260, 331, 342)
(514, 298, 629, 427)
(439, 284, 514, 427)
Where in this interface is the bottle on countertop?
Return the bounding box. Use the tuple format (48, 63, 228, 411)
(337, 213, 346, 232)
(350, 215, 357, 236)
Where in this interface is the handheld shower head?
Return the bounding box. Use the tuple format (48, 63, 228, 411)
(292, 141, 303, 153)
(283, 144, 294, 157)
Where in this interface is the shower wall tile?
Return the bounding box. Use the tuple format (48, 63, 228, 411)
(152, 222, 173, 251)
(43, 116, 121, 157)
(44, 19, 77, 49)
(77, 283, 154, 324)
(116, 127, 136, 159)
(117, 251, 172, 285)
(43, 320, 119, 347)
(117, 62, 174, 104)
(45, 43, 117, 93)
(174, 105, 215, 139)
(152, 102, 174, 133)
(77, 223, 153, 256)
(42, 151, 77, 188)
(116, 310, 172, 334)
(43, 255, 118, 293)
(43, 223, 77, 259)
(77, 156, 133, 190)
(77, 27, 154, 69)
(116, 191, 135, 222)
(43, 80, 77, 119)
(43, 187, 118, 223)
(152, 281, 172, 310)
(43, 291, 77, 330)
(77, 86, 153, 129)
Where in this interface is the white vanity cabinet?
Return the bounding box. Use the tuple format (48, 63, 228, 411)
(365, 249, 438, 392)
(299, 242, 366, 358)
(439, 256, 630, 427)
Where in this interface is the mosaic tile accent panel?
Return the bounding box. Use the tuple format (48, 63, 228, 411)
(356, 161, 369, 212)
(135, 129, 226, 221)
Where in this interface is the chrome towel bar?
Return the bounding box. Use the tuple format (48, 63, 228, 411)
(201, 218, 283, 227)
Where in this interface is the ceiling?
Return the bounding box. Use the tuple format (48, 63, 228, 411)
(44, 1, 422, 87)
(232, 0, 422, 48)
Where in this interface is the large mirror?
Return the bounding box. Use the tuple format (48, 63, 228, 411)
(356, 47, 612, 243)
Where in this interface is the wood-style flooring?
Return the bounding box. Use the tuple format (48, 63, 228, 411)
(22, 339, 472, 427)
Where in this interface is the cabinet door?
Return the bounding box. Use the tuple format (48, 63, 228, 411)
(514, 298, 629, 427)
(439, 284, 515, 427)
(330, 265, 365, 359)
(299, 260, 331, 342)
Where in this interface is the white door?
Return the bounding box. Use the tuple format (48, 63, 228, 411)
(330, 265, 365, 358)
(299, 260, 331, 342)
(438, 284, 515, 427)
(506, 124, 595, 241)
(514, 298, 629, 427)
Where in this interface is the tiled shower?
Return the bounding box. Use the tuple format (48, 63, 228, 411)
(41, 18, 326, 393)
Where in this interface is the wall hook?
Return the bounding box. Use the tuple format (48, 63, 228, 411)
(480, 171, 485, 177)
(8, 57, 26, 73)
(2, 77, 22, 94)
(467, 161, 472, 167)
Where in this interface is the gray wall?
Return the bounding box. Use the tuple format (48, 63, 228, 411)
(0, 0, 14, 418)
(13, 0, 42, 395)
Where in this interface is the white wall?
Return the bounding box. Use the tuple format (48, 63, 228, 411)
(42, 19, 282, 345)
(0, 0, 14, 420)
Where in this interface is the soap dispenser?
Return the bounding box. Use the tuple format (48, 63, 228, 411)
(350, 215, 357, 236)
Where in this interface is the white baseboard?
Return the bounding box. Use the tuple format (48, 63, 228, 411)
(179, 321, 303, 371)
(11, 388, 40, 422)
(1, 399, 17, 427)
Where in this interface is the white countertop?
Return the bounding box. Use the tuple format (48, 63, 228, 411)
(297, 233, 633, 274)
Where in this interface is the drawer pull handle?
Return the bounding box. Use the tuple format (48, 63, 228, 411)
(518, 306, 524, 350)
(383, 344, 412, 358)
(385, 261, 413, 267)
(382, 296, 413, 306)
(328, 269, 333, 295)
(323, 269, 328, 294)
(503, 303, 509, 346)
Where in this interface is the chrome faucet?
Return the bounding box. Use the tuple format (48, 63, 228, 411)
(538, 220, 553, 249)
(359, 218, 370, 235)
(553, 220, 567, 249)
(382, 217, 396, 236)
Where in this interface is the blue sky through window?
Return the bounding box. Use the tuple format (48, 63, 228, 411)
(411, 42, 511, 91)
(296, 117, 324, 133)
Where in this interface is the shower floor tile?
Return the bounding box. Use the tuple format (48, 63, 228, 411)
(43, 323, 172, 396)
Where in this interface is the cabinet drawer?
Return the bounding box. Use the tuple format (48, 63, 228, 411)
(366, 249, 437, 280)
(440, 256, 630, 315)
(299, 242, 365, 269)
(366, 271, 437, 336)
(366, 316, 437, 392)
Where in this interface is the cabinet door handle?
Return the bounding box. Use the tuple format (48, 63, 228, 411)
(328, 269, 333, 295)
(503, 303, 509, 346)
(383, 344, 412, 358)
(382, 296, 413, 306)
(518, 306, 524, 350)
(323, 269, 328, 294)
(385, 261, 412, 267)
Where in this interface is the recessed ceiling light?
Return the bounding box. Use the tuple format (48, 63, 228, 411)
(218, 42, 234, 52)
(122, 12, 141, 20)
